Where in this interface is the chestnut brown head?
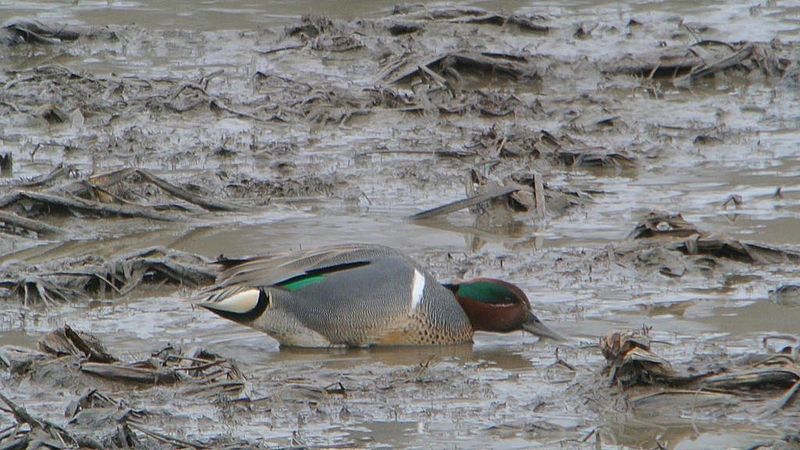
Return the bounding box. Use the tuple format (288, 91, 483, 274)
(445, 278, 563, 340)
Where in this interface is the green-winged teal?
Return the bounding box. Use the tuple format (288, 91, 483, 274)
(196, 244, 563, 347)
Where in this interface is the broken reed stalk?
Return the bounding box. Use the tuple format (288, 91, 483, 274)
(674, 43, 754, 86)
(258, 43, 305, 55)
(0, 210, 65, 237)
(0, 167, 249, 230)
(60, 167, 136, 197)
(126, 423, 205, 449)
(0, 153, 13, 174)
(17, 191, 180, 221)
(135, 169, 245, 212)
(0, 392, 78, 446)
(408, 185, 519, 220)
(533, 172, 546, 217)
(14, 163, 72, 188)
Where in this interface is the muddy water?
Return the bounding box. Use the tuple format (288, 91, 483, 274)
(2, 0, 800, 449)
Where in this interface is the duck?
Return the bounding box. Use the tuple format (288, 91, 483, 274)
(196, 244, 563, 347)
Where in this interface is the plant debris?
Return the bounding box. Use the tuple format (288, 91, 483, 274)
(600, 328, 800, 415)
(0, 325, 248, 448)
(1, 3, 799, 447)
(0, 247, 215, 304)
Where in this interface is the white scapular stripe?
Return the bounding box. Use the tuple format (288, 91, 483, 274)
(410, 269, 425, 312)
(207, 289, 260, 313)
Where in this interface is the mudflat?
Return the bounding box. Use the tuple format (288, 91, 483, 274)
(0, 1, 798, 448)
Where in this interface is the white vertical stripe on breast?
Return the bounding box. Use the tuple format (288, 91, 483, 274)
(410, 269, 425, 312)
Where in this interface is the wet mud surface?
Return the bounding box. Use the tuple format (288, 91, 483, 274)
(1, 1, 800, 448)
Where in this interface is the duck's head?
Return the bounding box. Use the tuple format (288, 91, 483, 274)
(445, 278, 563, 341)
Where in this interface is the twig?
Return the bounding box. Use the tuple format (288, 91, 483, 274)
(0, 191, 23, 209)
(409, 185, 519, 220)
(764, 379, 800, 414)
(59, 168, 136, 197)
(257, 43, 305, 55)
(418, 64, 448, 87)
(209, 99, 268, 122)
(674, 43, 754, 86)
(14, 190, 181, 221)
(128, 423, 207, 449)
(0, 210, 65, 237)
(358, 148, 476, 158)
(533, 172, 546, 217)
(136, 169, 245, 212)
(0, 392, 77, 446)
(10, 164, 73, 188)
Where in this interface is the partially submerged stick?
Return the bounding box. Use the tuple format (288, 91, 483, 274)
(532, 172, 546, 217)
(0, 392, 78, 447)
(381, 51, 527, 85)
(0, 210, 65, 237)
(60, 167, 136, 197)
(17, 191, 181, 221)
(135, 169, 245, 212)
(674, 43, 754, 86)
(409, 185, 519, 220)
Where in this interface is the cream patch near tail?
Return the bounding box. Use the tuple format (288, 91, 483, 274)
(202, 288, 261, 313)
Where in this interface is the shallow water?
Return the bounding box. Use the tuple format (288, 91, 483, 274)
(1, 0, 800, 448)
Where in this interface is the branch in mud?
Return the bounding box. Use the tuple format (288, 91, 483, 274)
(0, 391, 79, 448)
(38, 324, 117, 363)
(0, 275, 87, 307)
(1, 19, 80, 46)
(409, 185, 520, 220)
(0, 153, 11, 175)
(80, 362, 182, 385)
(463, 126, 636, 170)
(0, 247, 216, 304)
(387, 5, 549, 33)
(5, 190, 182, 221)
(629, 211, 800, 264)
(4, 163, 78, 189)
(0, 167, 247, 240)
(673, 234, 800, 264)
(556, 148, 636, 169)
(0, 366, 145, 448)
(627, 211, 699, 239)
(410, 167, 589, 222)
(600, 329, 800, 414)
(59, 167, 136, 197)
(0, 210, 65, 238)
(448, 13, 550, 33)
(65, 168, 244, 212)
(605, 41, 789, 83)
(5, 325, 247, 400)
(379, 51, 535, 85)
(283, 16, 362, 51)
(411, 166, 580, 222)
(673, 43, 754, 86)
(135, 169, 245, 212)
(149, 76, 278, 122)
(258, 43, 305, 55)
(0, 383, 188, 449)
(66, 388, 126, 418)
(127, 423, 206, 449)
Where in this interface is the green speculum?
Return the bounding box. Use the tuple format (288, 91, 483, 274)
(278, 274, 325, 292)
